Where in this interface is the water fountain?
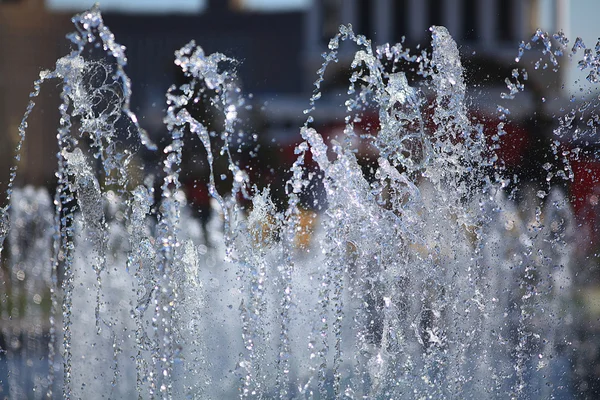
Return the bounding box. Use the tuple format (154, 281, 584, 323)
(0, 5, 591, 399)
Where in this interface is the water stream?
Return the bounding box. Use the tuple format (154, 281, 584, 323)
(0, 5, 592, 399)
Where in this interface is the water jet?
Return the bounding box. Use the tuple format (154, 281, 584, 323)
(0, 5, 593, 399)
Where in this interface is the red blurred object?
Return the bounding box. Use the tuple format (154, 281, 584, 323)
(570, 157, 600, 249)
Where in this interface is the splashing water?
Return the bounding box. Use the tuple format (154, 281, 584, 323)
(0, 5, 594, 399)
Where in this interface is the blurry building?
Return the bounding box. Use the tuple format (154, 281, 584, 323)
(303, 0, 570, 113)
(0, 0, 306, 193)
(298, 0, 567, 189)
(306, 0, 529, 56)
(0, 0, 584, 198)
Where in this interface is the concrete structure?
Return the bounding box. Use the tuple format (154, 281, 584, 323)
(0, 0, 71, 190)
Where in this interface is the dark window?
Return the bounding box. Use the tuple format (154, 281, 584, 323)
(393, 0, 408, 42)
(463, 0, 478, 41)
(322, 0, 341, 44)
(497, 0, 514, 42)
(427, 0, 443, 28)
(357, 0, 372, 37)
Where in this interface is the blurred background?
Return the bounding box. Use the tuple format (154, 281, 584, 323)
(2, 0, 600, 396)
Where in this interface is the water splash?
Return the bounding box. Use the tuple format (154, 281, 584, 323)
(0, 7, 589, 399)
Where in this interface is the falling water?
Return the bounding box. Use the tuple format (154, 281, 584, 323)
(0, 4, 593, 399)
